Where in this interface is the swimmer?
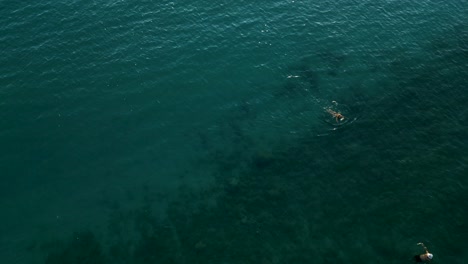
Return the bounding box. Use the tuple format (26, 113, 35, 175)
(326, 108, 345, 122)
(414, 243, 433, 262)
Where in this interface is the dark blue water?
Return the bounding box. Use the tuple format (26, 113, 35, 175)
(0, 0, 467, 263)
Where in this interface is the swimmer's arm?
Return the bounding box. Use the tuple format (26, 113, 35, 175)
(417, 243, 429, 253)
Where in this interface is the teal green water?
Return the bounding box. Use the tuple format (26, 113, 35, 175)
(0, 0, 467, 263)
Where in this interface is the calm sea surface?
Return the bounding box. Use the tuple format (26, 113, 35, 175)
(0, 0, 467, 263)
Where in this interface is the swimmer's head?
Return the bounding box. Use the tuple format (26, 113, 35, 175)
(427, 253, 433, 260)
(339, 117, 345, 121)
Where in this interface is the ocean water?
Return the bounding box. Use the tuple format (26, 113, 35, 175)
(0, 0, 467, 263)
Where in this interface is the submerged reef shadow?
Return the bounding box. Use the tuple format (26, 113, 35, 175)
(43, 231, 106, 264)
(317, 49, 347, 77)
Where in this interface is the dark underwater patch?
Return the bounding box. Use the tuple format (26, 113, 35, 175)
(44, 231, 106, 264)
